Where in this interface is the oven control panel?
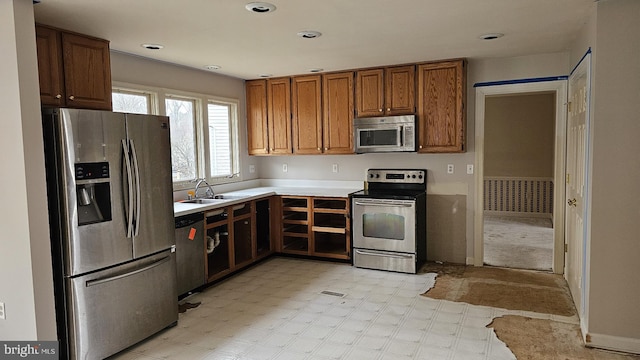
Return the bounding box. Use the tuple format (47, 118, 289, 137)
(366, 169, 426, 184)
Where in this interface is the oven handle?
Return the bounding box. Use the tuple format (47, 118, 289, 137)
(355, 249, 414, 259)
(353, 201, 413, 207)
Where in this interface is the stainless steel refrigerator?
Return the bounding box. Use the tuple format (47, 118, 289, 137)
(42, 108, 178, 360)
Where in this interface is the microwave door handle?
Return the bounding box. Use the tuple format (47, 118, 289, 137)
(398, 127, 403, 146)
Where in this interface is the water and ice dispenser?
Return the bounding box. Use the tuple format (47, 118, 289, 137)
(75, 162, 112, 225)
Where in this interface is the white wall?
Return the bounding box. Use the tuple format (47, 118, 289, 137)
(584, 0, 640, 349)
(0, 0, 56, 340)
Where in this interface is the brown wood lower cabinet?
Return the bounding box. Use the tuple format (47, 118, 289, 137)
(204, 198, 274, 282)
(279, 196, 351, 260)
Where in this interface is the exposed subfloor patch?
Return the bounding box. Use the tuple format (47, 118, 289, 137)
(421, 262, 575, 317)
(484, 215, 553, 271)
(488, 315, 640, 360)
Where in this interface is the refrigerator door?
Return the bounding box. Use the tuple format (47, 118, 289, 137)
(52, 109, 133, 276)
(67, 250, 178, 360)
(125, 114, 175, 258)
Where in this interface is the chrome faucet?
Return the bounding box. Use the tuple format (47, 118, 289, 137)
(192, 178, 215, 199)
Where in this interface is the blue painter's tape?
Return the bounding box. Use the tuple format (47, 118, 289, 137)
(473, 76, 568, 88)
(570, 47, 592, 76)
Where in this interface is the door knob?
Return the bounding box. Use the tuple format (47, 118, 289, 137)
(567, 198, 577, 207)
(55, 94, 62, 99)
(69, 95, 75, 100)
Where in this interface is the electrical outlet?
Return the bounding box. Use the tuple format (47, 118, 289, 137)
(0, 302, 5, 320)
(249, 165, 255, 173)
(332, 164, 339, 173)
(282, 164, 288, 173)
(447, 164, 454, 174)
(467, 164, 474, 174)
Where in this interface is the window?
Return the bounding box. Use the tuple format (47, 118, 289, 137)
(166, 97, 198, 182)
(112, 89, 151, 114)
(112, 83, 241, 189)
(207, 102, 237, 178)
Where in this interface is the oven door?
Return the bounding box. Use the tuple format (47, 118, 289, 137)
(352, 197, 416, 253)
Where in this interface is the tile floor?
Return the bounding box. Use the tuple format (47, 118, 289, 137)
(112, 257, 577, 360)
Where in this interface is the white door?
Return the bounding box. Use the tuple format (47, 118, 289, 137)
(565, 53, 590, 315)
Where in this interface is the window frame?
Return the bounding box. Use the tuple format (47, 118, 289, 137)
(112, 82, 242, 191)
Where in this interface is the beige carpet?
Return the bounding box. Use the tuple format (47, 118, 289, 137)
(421, 262, 575, 317)
(489, 316, 640, 360)
(484, 215, 554, 271)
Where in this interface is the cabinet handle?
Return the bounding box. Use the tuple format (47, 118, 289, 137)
(69, 95, 75, 100)
(317, 147, 321, 151)
(378, 109, 383, 112)
(419, 145, 423, 149)
(324, 148, 328, 151)
(387, 108, 390, 112)
(55, 94, 62, 99)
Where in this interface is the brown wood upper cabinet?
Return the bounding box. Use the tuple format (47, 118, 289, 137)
(417, 59, 466, 153)
(292, 75, 323, 154)
(291, 72, 355, 155)
(246, 78, 293, 155)
(322, 72, 354, 154)
(355, 65, 415, 117)
(36, 24, 112, 110)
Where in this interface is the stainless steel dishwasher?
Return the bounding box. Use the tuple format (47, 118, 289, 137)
(174, 212, 205, 296)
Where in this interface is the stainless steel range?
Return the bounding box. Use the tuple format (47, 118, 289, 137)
(351, 169, 427, 273)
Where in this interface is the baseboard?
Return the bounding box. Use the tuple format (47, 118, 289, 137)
(586, 332, 640, 355)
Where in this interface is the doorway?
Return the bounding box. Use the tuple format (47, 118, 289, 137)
(483, 93, 556, 271)
(474, 80, 567, 274)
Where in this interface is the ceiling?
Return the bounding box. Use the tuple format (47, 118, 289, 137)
(33, 0, 595, 80)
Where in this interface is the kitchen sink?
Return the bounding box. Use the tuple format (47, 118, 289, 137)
(213, 194, 246, 200)
(181, 198, 226, 204)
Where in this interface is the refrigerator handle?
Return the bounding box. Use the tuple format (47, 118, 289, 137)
(130, 139, 141, 236)
(85, 255, 171, 287)
(122, 139, 135, 238)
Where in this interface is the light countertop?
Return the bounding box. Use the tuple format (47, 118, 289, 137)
(174, 185, 362, 217)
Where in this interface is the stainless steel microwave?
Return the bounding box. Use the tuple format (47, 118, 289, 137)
(353, 115, 416, 153)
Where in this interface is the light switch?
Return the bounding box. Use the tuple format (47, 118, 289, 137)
(332, 164, 338, 173)
(249, 165, 255, 173)
(282, 164, 288, 173)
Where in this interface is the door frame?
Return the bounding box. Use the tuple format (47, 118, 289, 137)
(474, 79, 568, 274)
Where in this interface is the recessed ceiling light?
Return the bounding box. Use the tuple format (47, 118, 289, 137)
(204, 65, 221, 71)
(259, 74, 273, 78)
(141, 43, 164, 50)
(309, 68, 323, 73)
(479, 33, 504, 40)
(297, 31, 322, 39)
(245, 2, 276, 13)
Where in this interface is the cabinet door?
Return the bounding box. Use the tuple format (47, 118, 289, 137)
(267, 77, 293, 154)
(36, 25, 65, 107)
(385, 65, 415, 115)
(322, 72, 354, 154)
(61, 32, 112, 110)
(355, 69, 384, 117)
(417, 60, 466, 153)
(246, 80, 269, 155)
(292, 75, 323, 154)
